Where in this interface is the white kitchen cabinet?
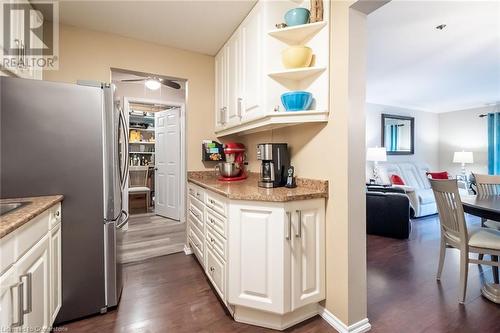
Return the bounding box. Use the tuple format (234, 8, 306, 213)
(225, 33, 241, 127)
(16, 234, 50, 332)
(0, 0, 43, 80)
(228, 202, 290, 314)
(0, 266, 19, 329)
(49, 223, 61, 324)
(0, 202, 62, 332)
(215, 50, 227, 129)
(228, 198, 325, 329)
(214, 0, 330, 137)
(239, 3, 264, 121)
(288, 200, 325, 310)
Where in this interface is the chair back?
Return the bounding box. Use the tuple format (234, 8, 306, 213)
(473, 173, 500, 196)
(429, 179, 468, 247)
(129, 166, 149, 187)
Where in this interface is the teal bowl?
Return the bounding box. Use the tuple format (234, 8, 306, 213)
(281, 91, 313, 111)
(284, 8, 310, 27)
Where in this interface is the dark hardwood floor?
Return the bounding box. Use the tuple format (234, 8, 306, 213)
(61, 214, 499, 333)
(61, 253, 335, 333)
(368, 214, 500, 333)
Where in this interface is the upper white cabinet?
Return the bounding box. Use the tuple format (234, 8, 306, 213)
(239, 3, 264, 122)
(0, 0, 43, 80)
(214, 0, 330, 137)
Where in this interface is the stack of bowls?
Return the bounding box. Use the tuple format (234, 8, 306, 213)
(280, 8, 314, 112)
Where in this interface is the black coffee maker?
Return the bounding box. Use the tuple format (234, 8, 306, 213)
(256, 143, 290, 188)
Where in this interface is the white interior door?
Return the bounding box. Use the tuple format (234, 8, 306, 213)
(155, 108, 180, 220)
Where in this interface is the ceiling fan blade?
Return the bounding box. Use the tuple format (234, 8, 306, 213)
(121, 78, 146, 82)
(161, 80, 181, 89)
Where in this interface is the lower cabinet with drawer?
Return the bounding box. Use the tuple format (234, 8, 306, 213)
(186, 181, 326, 330)
(0, 203, 62, 332)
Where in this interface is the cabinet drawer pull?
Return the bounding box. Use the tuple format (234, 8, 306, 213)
(285, 212, 291, 240)
(296, 210, 302, 238)
(210, 266, 215, 273)
(20, 273, 33, 314)
(210, 237, 215, 243)
(55, 210, 61, 218)
(10, 281, 24, 328)
(209, 199, 215, 204)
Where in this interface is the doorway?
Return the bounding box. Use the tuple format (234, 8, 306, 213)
(112, 68, 187, 264)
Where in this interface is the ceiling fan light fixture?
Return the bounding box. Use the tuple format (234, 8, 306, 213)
(145, 78, 161, 90)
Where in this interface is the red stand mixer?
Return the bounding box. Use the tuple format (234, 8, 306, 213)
(216, 142, 248, 181)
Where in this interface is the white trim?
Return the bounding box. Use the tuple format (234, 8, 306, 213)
(319, 306, 371, 333)
(122, 96, 186, 223)
(183, 244, 193, 255)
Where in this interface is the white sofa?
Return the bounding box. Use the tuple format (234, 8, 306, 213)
(375, 162, 466, 218)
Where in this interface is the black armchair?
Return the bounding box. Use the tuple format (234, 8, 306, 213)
(366, 190, 412, 239)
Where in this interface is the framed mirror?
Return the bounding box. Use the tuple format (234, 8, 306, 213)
(381, 114, 414, 155)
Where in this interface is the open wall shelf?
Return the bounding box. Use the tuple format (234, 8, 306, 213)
(268, 21, 327, 45)
(268, 67, 326, 81)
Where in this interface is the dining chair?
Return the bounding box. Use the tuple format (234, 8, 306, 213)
(430, 179, 500, 303)
(129, 166, 150, 211)
(473, 173, 500, 231)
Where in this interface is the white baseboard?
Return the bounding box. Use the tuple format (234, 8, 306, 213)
(319, 306, 371, 333)
(183, 244, 193, 255)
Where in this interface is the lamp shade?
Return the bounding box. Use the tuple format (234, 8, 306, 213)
(453, 151, 473, 164)
(367, 147, 387, 162)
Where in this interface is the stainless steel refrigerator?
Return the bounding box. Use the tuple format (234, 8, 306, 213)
(0, 77, 129, 323)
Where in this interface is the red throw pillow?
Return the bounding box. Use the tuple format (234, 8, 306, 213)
(390, 174, 405, 185)
(426, 171, 449, 180)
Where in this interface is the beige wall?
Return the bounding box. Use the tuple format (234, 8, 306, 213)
(438, 105, 493, 175)
(235, 1, 367, 325)
(366, 103, 440, 169)
(43, 24, 216, 171)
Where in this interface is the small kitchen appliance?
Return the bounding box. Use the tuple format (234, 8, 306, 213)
(257, 143, 290, 188)
(216, 142, 248, 181)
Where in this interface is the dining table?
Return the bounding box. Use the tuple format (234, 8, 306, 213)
(461, 194, 500, 304)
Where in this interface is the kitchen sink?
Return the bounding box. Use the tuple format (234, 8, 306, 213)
(0, 202, 30, 216)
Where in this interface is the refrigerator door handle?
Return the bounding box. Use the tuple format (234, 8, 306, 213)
(118, 105, 129, 190)
(116, 210, 129, 229)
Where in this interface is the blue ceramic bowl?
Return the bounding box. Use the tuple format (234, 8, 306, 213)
(281, 91, 313, 111)
(284, 8, 310, 27)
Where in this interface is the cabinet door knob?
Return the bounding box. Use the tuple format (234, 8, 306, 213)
(55, 210, 60, 217)
(210, 266, 215, 272)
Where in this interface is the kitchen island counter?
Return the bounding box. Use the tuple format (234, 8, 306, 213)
(187, 171, 327, 202)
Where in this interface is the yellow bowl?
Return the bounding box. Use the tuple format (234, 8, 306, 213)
(281, 46, 313, 69)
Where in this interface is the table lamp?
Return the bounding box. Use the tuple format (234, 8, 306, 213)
(367, 147, 387, 184)
(453, 151, 473, 177)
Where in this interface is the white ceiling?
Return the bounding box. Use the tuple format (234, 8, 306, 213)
(58, 0, 257, 55)
(367, 1, 500, 113)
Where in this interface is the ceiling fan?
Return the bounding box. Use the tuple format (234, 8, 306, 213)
(120, 77, 181, 90)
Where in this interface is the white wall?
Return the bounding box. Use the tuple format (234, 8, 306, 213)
(366, 103, 439, 168)
(438, 105, 493, 176)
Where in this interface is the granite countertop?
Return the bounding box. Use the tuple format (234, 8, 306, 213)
(188, 171, 328, 202)
(0, 195, 63, 239)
